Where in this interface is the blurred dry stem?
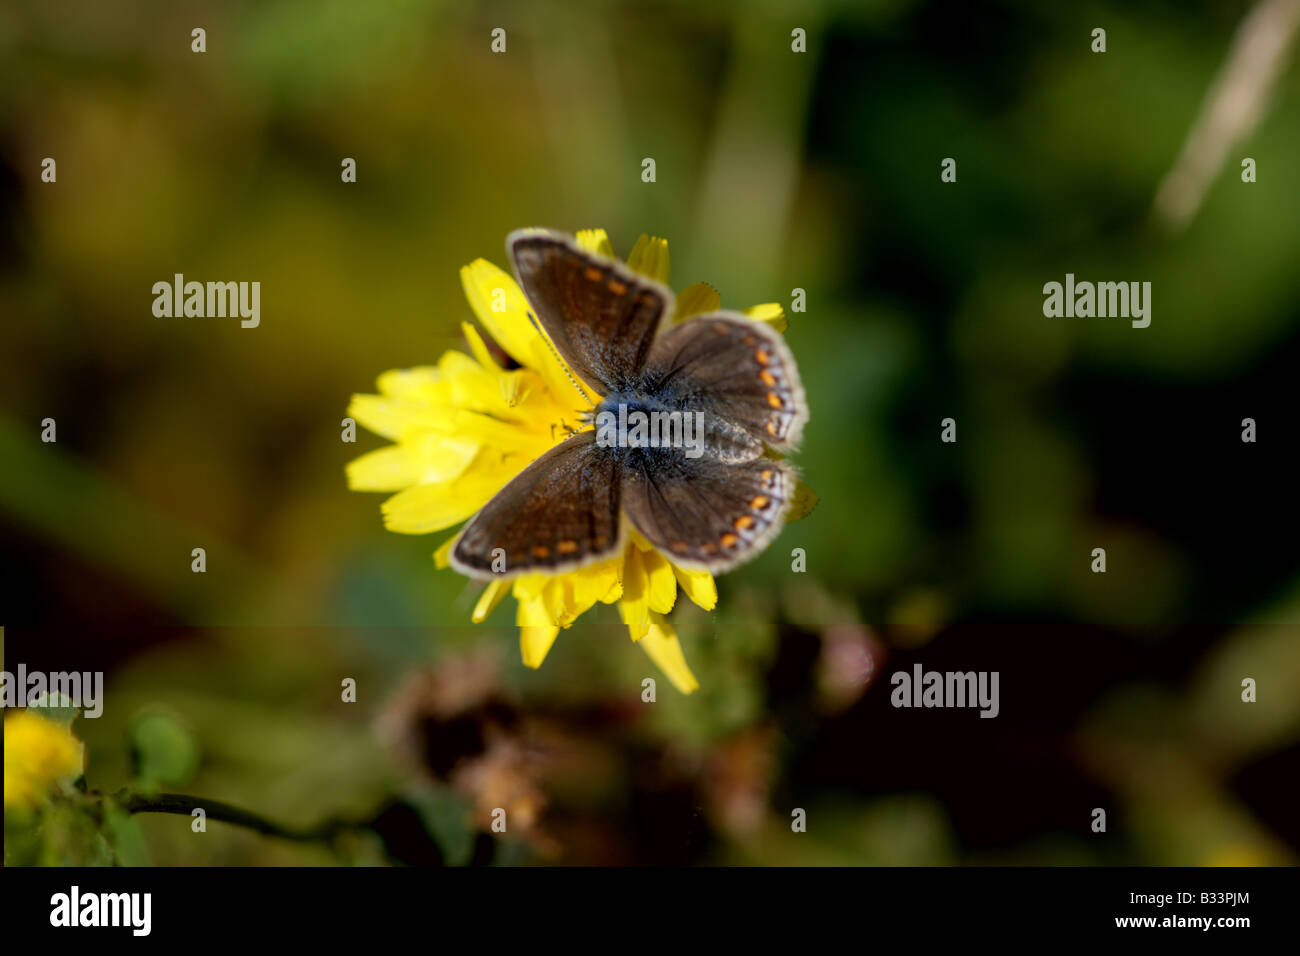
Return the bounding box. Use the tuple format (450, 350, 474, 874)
(1153, 0, 1300, 229)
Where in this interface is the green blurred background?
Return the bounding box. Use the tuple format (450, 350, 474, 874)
(2, 0, 1298, 865)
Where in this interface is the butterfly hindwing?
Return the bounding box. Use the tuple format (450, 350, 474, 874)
(509, 229, 673, 395)
(621, 451, 795, 573)
(450, 431, 624, 580)
(643, 312, 808, 450)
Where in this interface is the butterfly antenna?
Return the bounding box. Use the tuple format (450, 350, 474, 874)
(527, 311, 595, 410)
(551, 419, 585, 442)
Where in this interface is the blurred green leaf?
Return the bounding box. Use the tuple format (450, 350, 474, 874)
(406, 786, 475, 866)
(103, 801, 151, 866)
(787, 481, 819, 522)
(130, 710, 200, 789)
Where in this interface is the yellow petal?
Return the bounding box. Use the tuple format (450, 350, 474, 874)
(461, 321, 499, 370)
(569, 559, 623, 613)
(472, 579, 509, 623)
(672, 563, 717, 611)
(459, 260, 537, 367)
(346, 446, 431, 491)
(517, 590, 554, 627)
(744, 302, 788, 333)
(347, 385, 472, 442)
(618, 547, 650, 640)
(575, 228, 615, 258)
(544, 577, 579, 628)
(402, 432, 485, 482)
(600, 568, 625, 604)
(512, 573, 549, 603)
(638, 614, 699, 694)
(347, 393, 430, 442)
(382, 406, 544, 455)
(433, 533, 457, 569)
(517, 593, 561, 668)
(673, 282, 721, 322)
(520, 626, 560, 668)
(515, 566, 627, 630)
(383, 484, 482, 534)
(376, 366, 442, 397)
(346, 431, 480, 490)
(460, 258, 600, 405)
(380, 452, 512, 534)
(495, 369, 534, 411)
(625, 234, 670, 284)
(642, 548, 678, 615)
(438, 349, 534, 420)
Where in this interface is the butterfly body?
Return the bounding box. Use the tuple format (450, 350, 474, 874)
(449, 229, 808, 580)
(591, 388, 676, 425)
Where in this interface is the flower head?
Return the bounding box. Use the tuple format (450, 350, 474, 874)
(3, 712, 84, 814)
(347, 229, 792, 693)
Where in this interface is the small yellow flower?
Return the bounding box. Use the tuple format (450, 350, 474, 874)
(347, 229, 790, 693)
(3, 712, 84, 813)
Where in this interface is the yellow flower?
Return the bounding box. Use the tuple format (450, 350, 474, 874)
(347, 229, 790, 694)
(3, 712, 84, 813)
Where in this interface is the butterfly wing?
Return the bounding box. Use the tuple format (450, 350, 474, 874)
(509, 229, 673, 394)
(621, 452, 796, 573)
(450, 431, 624, 580)
(643, 312, 808, 451)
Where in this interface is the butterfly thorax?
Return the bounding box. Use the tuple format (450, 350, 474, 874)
(586, 386, 763, 464)
(593, 386, 673, 421)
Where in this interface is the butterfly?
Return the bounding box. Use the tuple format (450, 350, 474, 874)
(449, 228, 808, 580)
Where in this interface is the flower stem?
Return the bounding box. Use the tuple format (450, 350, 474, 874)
(115, 789, 365, 843)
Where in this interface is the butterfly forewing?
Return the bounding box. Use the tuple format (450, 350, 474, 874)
(509, 229, 673, 394)
(450, 431, 624, 580)
(645, 312, 808, 450)
(621, 453, 795, 573)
